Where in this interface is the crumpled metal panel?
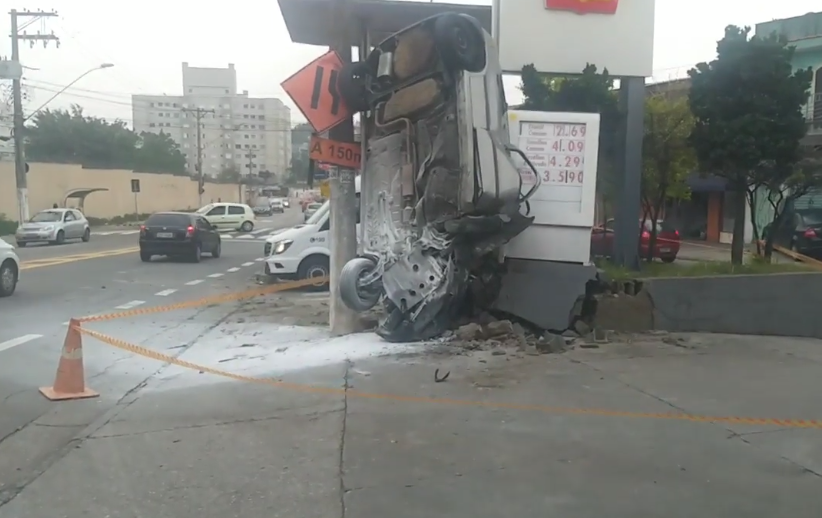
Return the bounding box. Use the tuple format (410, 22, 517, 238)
(360, 133, 406, 258)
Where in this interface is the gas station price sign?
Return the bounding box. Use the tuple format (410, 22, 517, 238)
(518, 122, 587, 188)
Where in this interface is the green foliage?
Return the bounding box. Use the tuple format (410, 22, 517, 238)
(519, 63, 622, 200)
(640, 94, 696, 261)
(291, 122, 313, 149)
(688, 25, 813, 264)
(217, 165, 241, 183)
(25, 105, 187, 174)
(0, 213, 17, 236)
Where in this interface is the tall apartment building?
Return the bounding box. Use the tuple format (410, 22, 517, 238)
(131, 63, 292, 179)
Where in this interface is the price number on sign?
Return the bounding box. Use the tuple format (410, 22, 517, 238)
(541, 170, 585, 184)
(552, 123, 587, 138)
(542, 155, 584, 168)
(551, 140, 585, 153)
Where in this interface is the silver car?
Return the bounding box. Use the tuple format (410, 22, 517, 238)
(15, 208, 91, 247)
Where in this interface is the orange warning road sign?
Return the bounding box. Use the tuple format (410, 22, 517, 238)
(281, 51, 352, 134)
(309, 135, 362, 170)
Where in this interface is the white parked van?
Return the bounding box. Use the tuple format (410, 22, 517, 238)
(263, 177, 361, 287)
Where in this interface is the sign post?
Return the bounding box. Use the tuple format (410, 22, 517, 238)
(130, 179, 140, 221)
(281, 20, 359, 335)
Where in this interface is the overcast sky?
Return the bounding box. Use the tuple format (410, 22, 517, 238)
(2, 0, 820, 129)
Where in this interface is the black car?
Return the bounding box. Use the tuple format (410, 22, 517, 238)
(139, 212, 221, 263)
(763, 209, 822, 257)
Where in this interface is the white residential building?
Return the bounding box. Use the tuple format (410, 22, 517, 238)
(131, 62, 291, 180)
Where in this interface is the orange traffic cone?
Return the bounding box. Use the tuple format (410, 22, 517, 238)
(39, 318, 99, 401)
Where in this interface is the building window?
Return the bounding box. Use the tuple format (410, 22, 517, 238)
(259, 125, 265, 130)
(235, 144, 241, 149)
(149, 123, 156, 127)
(243, 104, 248, 108)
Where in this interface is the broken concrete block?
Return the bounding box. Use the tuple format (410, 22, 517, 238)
(456, 323, 484, 341)
(484, 319, 514, 338)
(593, 328, 609, 343)
(573, 320, 592, 336)
(536, 333, 566, 354)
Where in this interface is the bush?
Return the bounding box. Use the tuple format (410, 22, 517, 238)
(0, 213, 18, 236)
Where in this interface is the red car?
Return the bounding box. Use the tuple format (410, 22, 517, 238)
(591, 219, 681, 263)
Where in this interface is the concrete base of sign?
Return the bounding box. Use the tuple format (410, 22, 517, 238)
(278, 0, 492, 46)
(493, 258, 598, 331)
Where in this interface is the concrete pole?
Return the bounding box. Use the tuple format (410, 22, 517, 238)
(327, 0, 359, 335)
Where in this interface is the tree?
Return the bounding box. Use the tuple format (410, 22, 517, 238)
(25, 104, 187, 174)
(217, 165, 241, 183)
(688, 25, 812, 264)
(291, 122, 313, 149)
(757, 149, 822, 260)
(519, 63, 622, 207)
(640, 94, 696, 261)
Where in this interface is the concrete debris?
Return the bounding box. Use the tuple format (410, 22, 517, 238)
(535, 333, 566, 354)
(573, 319, 592, 336)
(447, 319, 580, 356)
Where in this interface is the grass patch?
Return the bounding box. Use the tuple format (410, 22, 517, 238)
(597, 256, 816, 280)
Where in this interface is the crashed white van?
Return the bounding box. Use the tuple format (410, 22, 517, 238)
(335, 13, 539, 342)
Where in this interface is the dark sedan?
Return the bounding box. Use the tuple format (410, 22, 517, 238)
(763, 209, 822, 258)
(139, 212, 222, 263)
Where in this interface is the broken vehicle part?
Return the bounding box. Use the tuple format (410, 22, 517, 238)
(336, 13, 540, 342)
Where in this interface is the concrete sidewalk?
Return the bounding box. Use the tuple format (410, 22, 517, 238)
(2, 325, 822, 517)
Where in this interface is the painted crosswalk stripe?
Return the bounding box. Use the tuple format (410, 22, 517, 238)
(241, 262, 254, 267)
(185, 279, 204, 286)
(236, 234, 256, 239)
(255, 257, 264, 262)
(115, 300, 145, 310)
(227, 267, 240, 272)
(221, 235, 234, 239)
(208, 273, 224, 278)
(0, 334, 43, 353)
(121, 230, 140, 235)
(155, 289, 177, 296)
(251, 228, 271, 235)
(96, 231, 116, 236)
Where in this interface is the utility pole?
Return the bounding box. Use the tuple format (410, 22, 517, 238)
(182, 107, 215, 207)
(10, 9, 59, 224)
(328, 0, 358, 335)
(243, 152, 256, 203)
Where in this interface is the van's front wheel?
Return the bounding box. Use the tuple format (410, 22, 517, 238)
(340, 257, 381, 311)
(433, 13, 486, 73)
(298, 255, 330, 291)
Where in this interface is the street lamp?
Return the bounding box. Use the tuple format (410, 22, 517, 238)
(24, 63, 114, 121)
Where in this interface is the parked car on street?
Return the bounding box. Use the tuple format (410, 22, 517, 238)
(196, 202, 256, 232)
(0, 240, 20, 297)
(591, 219, 681, 263)
(139, 212, 222, 263)
(762, 209, 822, 257)
(253, 198, 273, 216)
(270, 198, 285, 214)
(303, 202, 323, 222)
(15, 208, 90, 247)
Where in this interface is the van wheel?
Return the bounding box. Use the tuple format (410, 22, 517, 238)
(241, 221, 254, 232)
(336, 61, 372, 113)
(298, 255, 330, 291)
(0, 259, 18, 297)
(433, 13, 486, 73)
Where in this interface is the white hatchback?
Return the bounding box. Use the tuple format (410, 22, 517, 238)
(0, 240, 20, 297)
(196, 203, 256, 233)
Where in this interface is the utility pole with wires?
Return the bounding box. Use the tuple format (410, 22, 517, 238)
(243, 152, 256, 203)
(10, 8, 59, 224)
(182, 107, 215, 206)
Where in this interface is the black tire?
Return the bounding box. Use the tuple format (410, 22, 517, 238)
(433, 13, 486, 73)
(191, 243, 202, 263)
(16, 241, 26, 248)
(297, 255, 330, 291)
(339, 257, 381, 311)
(240, 221, 254, 233)
(661, 256, 676, 264)
(53, 230, 65, 245)
(211, 241, 222, 258)
(336, 61, 371, 113)
(82, 228, 91, 242)
(140, 250, 152, 262)
(0, 259, 18, 297)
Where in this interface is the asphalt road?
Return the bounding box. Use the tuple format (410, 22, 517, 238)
(0, 208, 303, 498)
